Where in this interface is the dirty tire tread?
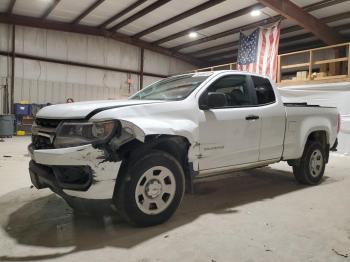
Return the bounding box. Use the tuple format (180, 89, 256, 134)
(114, 150, 185, 227)
(293, 141, 326, 185)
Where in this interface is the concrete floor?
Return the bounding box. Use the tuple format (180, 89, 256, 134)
(0, 137, 349, 262)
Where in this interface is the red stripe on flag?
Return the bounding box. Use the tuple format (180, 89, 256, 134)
(265, 29, 275, 77)
(272, 27, 280, 82)
(259, 30, 267, 75)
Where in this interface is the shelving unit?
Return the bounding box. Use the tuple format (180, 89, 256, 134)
(191, 42, 350, 88)
(277, 42, 350, 86)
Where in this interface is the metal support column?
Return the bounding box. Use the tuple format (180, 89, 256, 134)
(10, 24, 15, 114)
(140, 48, 144, 90)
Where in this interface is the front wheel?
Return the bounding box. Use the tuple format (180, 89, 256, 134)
(293, 141, 326, 185)
(114, 150, 185, 227)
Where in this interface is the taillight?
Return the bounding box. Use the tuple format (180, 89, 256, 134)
(337, 113, 341, 133)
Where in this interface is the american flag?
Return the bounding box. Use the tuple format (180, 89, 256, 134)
(237, 22, 280, 82)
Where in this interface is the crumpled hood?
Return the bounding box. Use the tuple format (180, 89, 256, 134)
(36, 99, 163, 119)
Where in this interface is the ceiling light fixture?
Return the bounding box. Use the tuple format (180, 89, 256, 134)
(250, 9, 261, 17)
(189, 32, 198, 38)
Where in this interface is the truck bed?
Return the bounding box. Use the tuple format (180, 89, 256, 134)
(282, 105, 338, 160)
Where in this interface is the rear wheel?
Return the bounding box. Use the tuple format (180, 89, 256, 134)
(114, 150, 185, 227)
(293, 141, 326, 185)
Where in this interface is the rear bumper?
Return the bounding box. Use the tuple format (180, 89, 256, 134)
(28, 144, 121, 200)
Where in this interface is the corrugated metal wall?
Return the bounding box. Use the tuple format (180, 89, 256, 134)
(0, 23, 195, 114)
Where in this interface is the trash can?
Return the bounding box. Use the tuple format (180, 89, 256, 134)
(0, 114, 15, 137)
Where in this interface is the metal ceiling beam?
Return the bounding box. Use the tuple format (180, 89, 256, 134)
(302, 0, 350, 12)
(201, 49, 237, 61)
(152, 3, 265, 45)
(278, 0, 347, 34)
(279, 40, 324, 54)
(284, 0, 350, 32)
(282, 10, 350, 34)
(200, 32, 317, 60)
(280, 25, 304, 35)
(110, 0, 172, 31)
(191, 41, 240, 57)
(209, 58, 237, 66)
(334, 22, 350, 31)
(0, 50, 167, 78)
(203, 25, 349, 61)
(98, 0, 147, 29)
(6, 0, 16, 14)
(188, 0, 349, 55)
(322, 10, 350, 23)
(211, 31, 350, 65)
(197, 0, 348, 38)
(212, 36, 347, 66)
(133, 0, 225, 39)
(71, 0, 105, 25)
(280, 32, 314, 44)
(256, 0, 345, 45)
(41, 0, 61, 19)
(0, 13, 204, 67)
(172, 16, 281, 51)
(186, 2, 350, 56)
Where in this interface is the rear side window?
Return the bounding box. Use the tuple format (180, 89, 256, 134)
(252, 76, 276, 105)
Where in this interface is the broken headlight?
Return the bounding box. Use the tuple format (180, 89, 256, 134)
(54, 120, 118, 148)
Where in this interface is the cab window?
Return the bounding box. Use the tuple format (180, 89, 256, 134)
(251, 76, 276, 105)
(201, 75, 255, 108)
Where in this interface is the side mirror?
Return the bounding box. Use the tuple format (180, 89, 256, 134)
(205, 92, 228, 109)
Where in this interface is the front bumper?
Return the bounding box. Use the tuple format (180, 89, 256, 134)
(28, 144, 121, 199)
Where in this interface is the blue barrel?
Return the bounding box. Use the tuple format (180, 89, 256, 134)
(0, 114, 15, 137)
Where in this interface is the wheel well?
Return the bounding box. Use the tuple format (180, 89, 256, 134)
(307, 131, 328, 148)
(148, 135, 189, 166)
(113, 135, 193, 196)
(288, 130, 329, 167)
(306, 130, 329, 162)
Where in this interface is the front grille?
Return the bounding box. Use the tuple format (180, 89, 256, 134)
(32, 118, 61, 149)
(32, 135, 54, 149)
(32, 118, 81, 150)
(35, 118, 62, 128)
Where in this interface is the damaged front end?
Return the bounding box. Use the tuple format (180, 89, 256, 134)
(29, 118, 144, 199)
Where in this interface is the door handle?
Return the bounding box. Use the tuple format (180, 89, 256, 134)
(245, 115, 259, 120)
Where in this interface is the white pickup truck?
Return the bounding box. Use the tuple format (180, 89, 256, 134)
(28, 70, 339, 226)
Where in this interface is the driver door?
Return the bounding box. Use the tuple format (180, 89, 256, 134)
(197, 74, 262, 171)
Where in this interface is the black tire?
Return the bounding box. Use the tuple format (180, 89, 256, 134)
(293, 141, 326, 185)
(114, 150, 185, 227)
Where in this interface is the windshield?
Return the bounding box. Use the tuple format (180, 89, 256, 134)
(130, 73, 211, 101)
